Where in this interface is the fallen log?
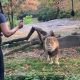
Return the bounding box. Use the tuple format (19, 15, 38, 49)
(4, 39, 41, 55)
(1, 37, 28, 46)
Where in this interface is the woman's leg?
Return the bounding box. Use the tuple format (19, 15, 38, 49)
(0, 48, 4, 80)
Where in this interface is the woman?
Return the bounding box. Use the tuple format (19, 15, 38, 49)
(0, 12, 23, 80)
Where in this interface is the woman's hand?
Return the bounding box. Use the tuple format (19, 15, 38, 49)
(17, 20, 23, 29)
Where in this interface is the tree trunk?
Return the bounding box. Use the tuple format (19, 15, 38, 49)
(11, 11, 14, 28)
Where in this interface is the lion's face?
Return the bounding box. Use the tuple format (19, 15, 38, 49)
(44, 36, 59, 52)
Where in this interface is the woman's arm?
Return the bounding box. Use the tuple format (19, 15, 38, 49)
(0, 21, 23, 37)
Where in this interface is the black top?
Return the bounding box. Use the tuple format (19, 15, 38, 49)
(0, 13, 6, 23)
(0, 13, 6, 45)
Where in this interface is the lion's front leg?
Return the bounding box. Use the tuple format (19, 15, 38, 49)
(55, 49, 60, 65)
(49, 57, 53, 64)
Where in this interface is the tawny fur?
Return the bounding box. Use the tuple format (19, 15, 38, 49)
(44, 36, 60, 65)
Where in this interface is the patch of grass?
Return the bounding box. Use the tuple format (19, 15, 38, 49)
(4, 45, 80, 80)
(4, 55, 80, 75)
(5, 74, 65, 80)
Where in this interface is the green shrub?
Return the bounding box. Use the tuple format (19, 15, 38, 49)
(58, 10, 71, 18)
(37, 7, 57, 21)
(37, 7, 71, 21)
(23, 15, 32, 24)
(75, 11, 80, 17)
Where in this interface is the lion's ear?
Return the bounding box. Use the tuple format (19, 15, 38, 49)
(50, 31, 55, 36)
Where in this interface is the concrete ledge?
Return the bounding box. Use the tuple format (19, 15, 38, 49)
(58, 35, 80, 48)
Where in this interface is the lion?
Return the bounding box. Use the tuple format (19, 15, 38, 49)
(43, 31, 60, 65)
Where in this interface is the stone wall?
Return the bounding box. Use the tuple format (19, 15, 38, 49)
(58, 35, 80, 48)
